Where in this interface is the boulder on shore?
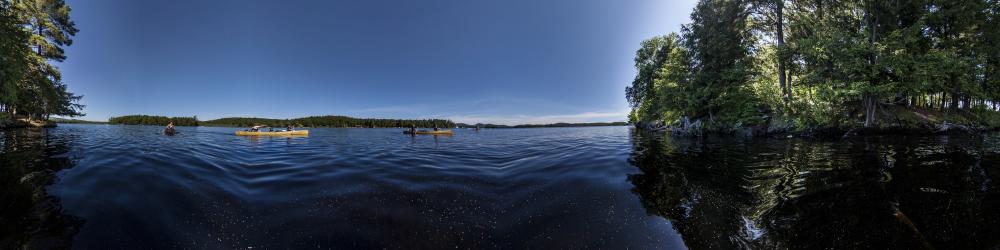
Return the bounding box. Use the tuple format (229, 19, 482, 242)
(671, 117, 702, 136)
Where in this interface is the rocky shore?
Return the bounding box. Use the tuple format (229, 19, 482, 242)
(635, 105, 1000, 138)
(0, 118, 57, 129)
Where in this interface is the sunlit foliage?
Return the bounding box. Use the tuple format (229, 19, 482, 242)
(628, 0, 1000, 130)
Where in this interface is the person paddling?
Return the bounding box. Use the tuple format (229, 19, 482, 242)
(164, 121, 177, 135)
(249, 125, 264, 132)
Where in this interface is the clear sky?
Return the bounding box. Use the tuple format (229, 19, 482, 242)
(58, 0, 697, 125)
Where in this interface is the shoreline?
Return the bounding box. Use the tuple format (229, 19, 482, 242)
(634, 105, 1000, 139)
(0, 118, 57, 129)
(636, 122, 1000, 140)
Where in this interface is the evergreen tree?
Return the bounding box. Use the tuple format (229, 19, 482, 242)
(626, 34, 687, 123)
(0, 1, 29, 115)
(5, 0, 83, 119)
(682, 0, 760, 126)
(983, 0, 1000, 108)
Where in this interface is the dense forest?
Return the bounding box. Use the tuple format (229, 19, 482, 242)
(108, 115, 199, 126)
(107, 115, 456, 128)
(627, 0, 1000, 133)
(0, 0, 84, 123)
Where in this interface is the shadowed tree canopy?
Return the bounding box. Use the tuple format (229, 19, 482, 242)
(0, 0, 83, 121)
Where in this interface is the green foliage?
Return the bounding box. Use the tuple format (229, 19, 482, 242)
(108, 115, 198, 126)
(107, 115, 456, 128)
(0, 0, 83, 119)
(626, 0, 764, 128)
(628, 0, 1000, 131)
(626, 35, 683, 123)
(0, 1, 28, 113)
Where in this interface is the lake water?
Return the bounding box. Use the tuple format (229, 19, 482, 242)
(1, 124, 998, 249)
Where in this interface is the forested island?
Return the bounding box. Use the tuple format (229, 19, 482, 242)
(104, 115, 627, 129)
(107, 115, 457, 128)
(627, 0, 1000, 136)
(49, 117, 105, 124)
(0, 1, 84, 128)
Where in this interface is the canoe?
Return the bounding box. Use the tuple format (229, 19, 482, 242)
(235, 130, 309, 136)
(403, 130, 453, 135)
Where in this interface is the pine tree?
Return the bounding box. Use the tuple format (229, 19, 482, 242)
(12, 0, 83, 119)
(682, 0, 760, 126)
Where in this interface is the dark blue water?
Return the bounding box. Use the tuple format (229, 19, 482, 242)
(2, 124, 999, 249)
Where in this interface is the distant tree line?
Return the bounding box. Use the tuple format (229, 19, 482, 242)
(105, 115, 455, 128)
(457, 122, 628, 128)
(50, 117, 104, 124)
(627, 0, 1000, 130)
(203, 116, 455, 128)
(0, 0, 84, 121)
(108, 115, 199, 126)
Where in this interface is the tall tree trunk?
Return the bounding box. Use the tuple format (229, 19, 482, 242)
(941, 93, 947, 109)
(863, 0, 878, 128)
(864, 94, 877, 128)
(950, 92, 960, 110)
(36, 20, 43, 56)
(776, 0, 789, 103)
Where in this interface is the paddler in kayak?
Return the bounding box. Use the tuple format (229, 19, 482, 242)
(164, 121, 177, 135)
(247, 125, 265, 132)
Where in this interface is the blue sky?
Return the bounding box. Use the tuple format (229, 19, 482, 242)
(58, 0, 696, 125)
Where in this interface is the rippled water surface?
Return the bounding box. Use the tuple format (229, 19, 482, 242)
(2, 124, 999, 249)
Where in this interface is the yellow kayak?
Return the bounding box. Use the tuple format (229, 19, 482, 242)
(235, 130, 309, 136)
(403, 130, 453, 135)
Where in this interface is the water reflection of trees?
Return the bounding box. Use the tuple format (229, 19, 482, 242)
(628, 131, 1000, 249)
(0, 128, 82, 249)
